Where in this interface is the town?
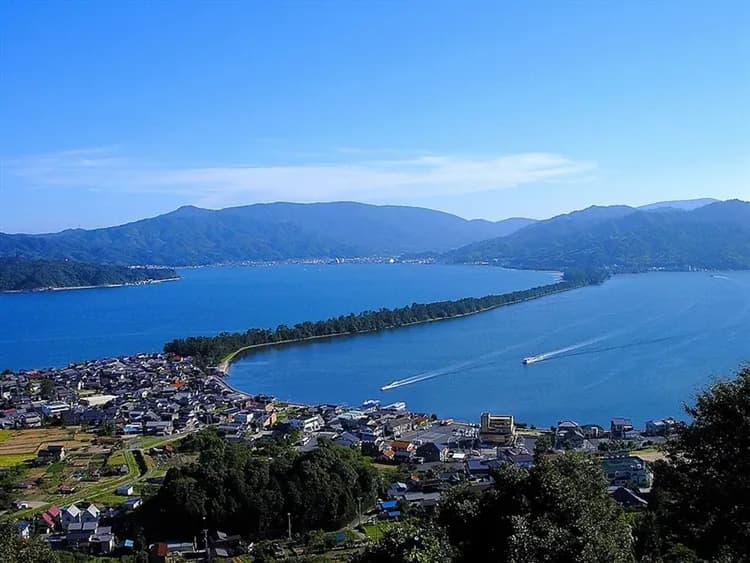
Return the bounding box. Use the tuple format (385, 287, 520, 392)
(0, 352, 679, 560)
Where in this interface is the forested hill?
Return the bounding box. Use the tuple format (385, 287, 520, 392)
(444, 199, 750, 271)
(0, 202, 534, 266)
(0, 257, 178, 291)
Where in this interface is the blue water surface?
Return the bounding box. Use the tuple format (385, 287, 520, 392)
(2, 265, 748, 427)
(227, 271, 750, 426)
(0, 264, 551, 370)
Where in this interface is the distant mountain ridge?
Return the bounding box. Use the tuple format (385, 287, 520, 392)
(444, 200, 750, 271)
(0, 202, 535, 266)
(638, 198, 719, 212)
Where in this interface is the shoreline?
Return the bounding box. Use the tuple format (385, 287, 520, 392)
(217, 281, 581, 376)
(1, 277, 180, 295)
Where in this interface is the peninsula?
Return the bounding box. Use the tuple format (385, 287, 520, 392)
(0, 257, 179, 292)
(163, 269, 609, 370)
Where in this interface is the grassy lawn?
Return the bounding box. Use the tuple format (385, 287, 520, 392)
(0, 430, 13, 443)
(94, 492, 128, 507)
(362, 522, 391, 540)
(106, 450, 126, 466)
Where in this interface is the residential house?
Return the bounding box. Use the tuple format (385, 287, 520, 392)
(645, 417, 679, 436)
(62, 505, 83, 530)
(415, 442, 449, 462)
(387, 482, 408, 498)
(90, 526, 115, 554)
(338, 410, 367, 431)
(122, 497, 143, 511)
(333, 432, 361, 448)
(500, 449, 535, 469)
(554, 420, 586, 450)
(386, 416, 413, 437)
(581, 424, 606, 439)
(144, 420, 173, 436)
(396, 491, 442, 512)
(601, 455, 653, 488)
(39, 401, 70, 418)
(610, 418, 634, 440)
(23, 413, 42, 428)
(36, 444, 66, 465)
(39, 505, 61, 532)
(116, 485, 134, 496)
(390, 440, 416, 461)
(289, 415, 323, 433)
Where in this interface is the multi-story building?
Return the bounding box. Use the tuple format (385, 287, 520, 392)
(479, 413, 516, 446)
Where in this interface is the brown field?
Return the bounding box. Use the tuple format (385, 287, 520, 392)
(0, 428, 94, 455)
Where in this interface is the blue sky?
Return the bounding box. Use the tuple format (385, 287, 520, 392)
(1, 1, 748, 233)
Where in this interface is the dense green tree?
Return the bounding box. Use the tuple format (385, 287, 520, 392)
(352, 521, 455, 563)
(647, 367, 750, 561)
(533, 433, 552, 462)
(437, 454, 633, 563)
(137, 430, 381, 541)
(0, 521, 58, 563)
(0, 465, 27, 509)
(39, 379, 56, 400)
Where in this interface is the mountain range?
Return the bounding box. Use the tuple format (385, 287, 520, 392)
(444, 199, 750, 271)
(0, 202, 533, 266)
(0, 198, 747, 271)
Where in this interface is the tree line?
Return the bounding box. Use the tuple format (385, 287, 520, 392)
(164, 269, 610, 367)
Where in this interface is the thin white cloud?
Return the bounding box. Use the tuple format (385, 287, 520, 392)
(4, 148, 595, 208)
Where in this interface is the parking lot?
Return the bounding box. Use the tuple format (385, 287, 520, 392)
(400, 421, 479, 448)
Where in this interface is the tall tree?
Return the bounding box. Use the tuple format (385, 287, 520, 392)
(437, 454, 634, 562)
(0, 522, 58, 563)
(648, 367, 750, 561)
(353, 521, 455, 563)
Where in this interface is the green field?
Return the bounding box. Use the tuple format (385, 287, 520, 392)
(0, 452, 36, 467)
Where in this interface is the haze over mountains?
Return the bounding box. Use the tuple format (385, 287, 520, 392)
(0, 198, 748, 271)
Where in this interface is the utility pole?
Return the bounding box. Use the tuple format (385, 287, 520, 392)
(202, 516, 211, 563)
(287, 512, 292, 542)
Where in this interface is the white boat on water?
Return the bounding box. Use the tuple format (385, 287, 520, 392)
(522, 356, 542, 365)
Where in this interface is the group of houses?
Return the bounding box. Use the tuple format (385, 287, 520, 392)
(16, 503, 115, 554)
(0, 353, 277, 438)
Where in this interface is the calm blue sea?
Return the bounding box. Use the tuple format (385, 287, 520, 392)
(2, 265, 748, 426)
(227, 270, 750, 426)
(0, 264, 550, 371)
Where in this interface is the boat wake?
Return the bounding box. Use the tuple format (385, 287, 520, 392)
(381, 344, 524, 391)
(523, 335, 610, 365)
